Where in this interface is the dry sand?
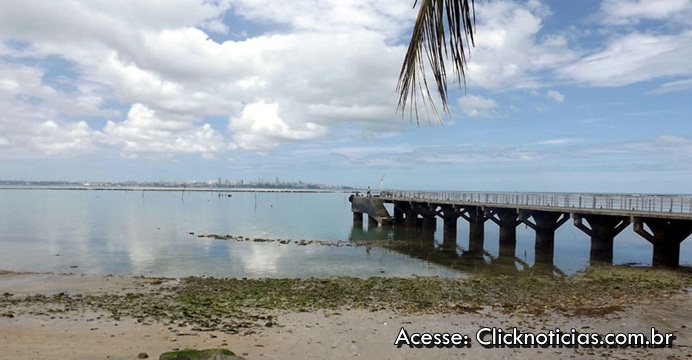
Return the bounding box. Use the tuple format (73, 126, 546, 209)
(1, 271, 690, 360)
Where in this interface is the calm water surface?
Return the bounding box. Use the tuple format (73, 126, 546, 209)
(1, 188, 690, 278)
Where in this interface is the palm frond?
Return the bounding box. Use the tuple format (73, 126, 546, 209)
(397, 0, 476, 124)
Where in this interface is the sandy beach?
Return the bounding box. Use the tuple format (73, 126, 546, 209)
(1, 271, 690, 359)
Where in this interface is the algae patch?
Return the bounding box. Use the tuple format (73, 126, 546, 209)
(1, 266, 689, 334)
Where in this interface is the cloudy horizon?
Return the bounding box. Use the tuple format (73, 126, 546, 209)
(1, 0, 691, 193)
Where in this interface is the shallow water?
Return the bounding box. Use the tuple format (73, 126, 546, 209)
(0, 188, 690, 277)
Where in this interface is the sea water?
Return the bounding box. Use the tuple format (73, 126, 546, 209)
(0, 188, 689, 278)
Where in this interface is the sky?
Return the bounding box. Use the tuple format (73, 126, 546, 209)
(1, 0, 691, 193)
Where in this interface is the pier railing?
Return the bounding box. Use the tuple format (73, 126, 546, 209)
(380, 191, 692, 215)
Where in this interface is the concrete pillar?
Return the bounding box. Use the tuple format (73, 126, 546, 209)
(404, 207, 417, 228)
(439, 205, 463, 251)
(393, 202, 417, 228)
(442, 217, 458, 251)
(393, 205, 404, 225)
(522, 211, 569, 266)
(368, 214, 379, 229)
(421, 215, 437, 232)
(488, 208, 521, 259)
(460, 206, 487, 257)
(353, 212, 363, 228)
(573, 214, 629, 264)
(633, 218, 692, 267)
(413, 203, 438, 239)
(417, 206, 437, 230)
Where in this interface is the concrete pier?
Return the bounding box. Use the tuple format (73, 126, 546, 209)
(438, 205, 463, 251)
(413, 203, 438, 233)
(392, 202, 417, 228)
(349, 195, 392, 227)
(350, 191, 692, 267)
(633, 218, 692, 267)
(487, 208, 521, 259)
(460, 206, 487, 257)
(573, 214, 629, 264)
(520, 211, 570, 265)
(352, 211, 363, 228)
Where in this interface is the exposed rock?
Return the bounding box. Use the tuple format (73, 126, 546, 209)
(138, 352, 149, 358)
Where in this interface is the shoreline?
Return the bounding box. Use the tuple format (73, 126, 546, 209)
(1, 268, 690, 359)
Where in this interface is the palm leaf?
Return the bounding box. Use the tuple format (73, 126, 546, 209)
(397, 0, 476, 124)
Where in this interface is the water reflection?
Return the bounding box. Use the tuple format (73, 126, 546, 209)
(349, 224, 566, 276)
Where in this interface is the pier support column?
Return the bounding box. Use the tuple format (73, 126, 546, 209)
(393, 202, 417, 228)
(413, 203, 438, 233)
(460, 206, 488, 257)
(438, 205, 463, 251)
(421, 215, 437, 232)
(368, 215, 379, 229)
(403, 206, 418, 228)
(573, 214, 629, 264)
(633, 218, 692, 267)
(488, 208, 521, 259)
(522, 211, 570, 266)
(352, 212, 363, 229)
(393, 206, 404, 226)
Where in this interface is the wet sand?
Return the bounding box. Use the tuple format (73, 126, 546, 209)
(1, 271, 690, 359)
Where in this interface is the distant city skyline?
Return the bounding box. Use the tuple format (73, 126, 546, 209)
(0, 178, 356, 190)
(1, 1, 691, 193)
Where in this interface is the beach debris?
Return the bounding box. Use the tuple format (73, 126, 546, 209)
(138, 352, 149, 359)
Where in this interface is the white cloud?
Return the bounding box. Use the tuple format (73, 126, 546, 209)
(457, 95, 499, 118)
(558, 0, 692, 89)
(599, 0, 692, 25)
(0, 61, 105, 156)
(546, 89, 565, 102)
(229, 102, 327, 152)
(653, 135, 692, 155)
(0, 0, 414, 158)
(533, 138, 580, 145)
(560, 31, 692, 86)
(229, 0, 415, 38)
(1, 0, 690, 173)
(326, 143, 540, 167)
(582, 135, 692, 159)
(31, 120, 96, 155)
(650, 78, 692, 94)
(103, 104, 229, 157)
(464, 1, 578, 90)
(1, 120, 98, 156)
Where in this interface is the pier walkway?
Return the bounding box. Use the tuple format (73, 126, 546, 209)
(350, 191, 692, 267)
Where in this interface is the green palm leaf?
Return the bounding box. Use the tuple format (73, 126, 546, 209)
(397, 0, 476, 124)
